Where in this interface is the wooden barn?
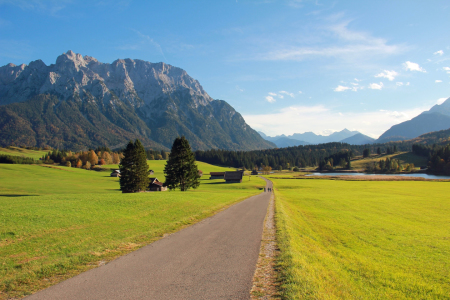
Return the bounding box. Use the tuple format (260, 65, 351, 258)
(224, 171, 244, 183)
(148, 178, 167, 191)
(210, 172, 225, 179)
(251, 170, 259, 175)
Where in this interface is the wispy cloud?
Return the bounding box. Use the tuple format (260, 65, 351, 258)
(434, 50, 444, 56)
(435, 80, 442, 83)
(117, 29, 166, 60)
(368, 82, 383, 90)
(443, 67, 450, 74)
(243, 104, 426, 138)
(265, 95, 276, 103)
(403, 61, 426, 72)
(279, 90, 295, 97)
(375, 70, 398, 81)
(334, 85, 351, 92)
(0, 0, 72, 16)
(253, 19, 402, 62)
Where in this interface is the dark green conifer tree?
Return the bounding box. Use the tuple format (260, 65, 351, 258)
(119, 139, 149, 193)
(164, 136, 200, 191)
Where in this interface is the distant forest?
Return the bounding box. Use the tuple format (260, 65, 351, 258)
(413, 144, 450, 175)
(195, 142, 411, 170)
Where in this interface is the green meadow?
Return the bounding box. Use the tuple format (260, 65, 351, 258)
(350, 151, 428, 170)
(0, 147, 48, 160)
(0, 160, 265, 299)
(269, 175, 450, 299)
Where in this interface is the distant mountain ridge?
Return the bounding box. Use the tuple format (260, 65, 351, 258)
(376, 97, 450, 143)
(259, 129, 375, 147)
(0, 51, 275, 151)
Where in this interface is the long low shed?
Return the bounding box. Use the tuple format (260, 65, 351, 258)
(210, 172, 225, 179)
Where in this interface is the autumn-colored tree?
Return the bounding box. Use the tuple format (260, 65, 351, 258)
(84, 161, 91, 169)
(102, 151, 112, 164)
(99, 158, 106, 165)
(88, 150, 98, 166)
(156, 154, 163, 160)
(112, 153, 120, 164)
(76, 159, 82, 168)
(66, 161, 71, 167)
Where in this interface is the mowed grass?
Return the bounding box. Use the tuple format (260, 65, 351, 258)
(351, 152, 428, 170)
(0, 147, 48, 160)
(0, 161, 265, 299)
(269, 176, 450, 299)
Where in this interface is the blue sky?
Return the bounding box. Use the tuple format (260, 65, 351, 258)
(1, 0, 449, 138)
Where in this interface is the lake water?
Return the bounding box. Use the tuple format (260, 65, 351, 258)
(306, 172, 450, 180)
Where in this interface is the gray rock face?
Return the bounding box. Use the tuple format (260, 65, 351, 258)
(0, 51, 274, 151)
(0, 50, 212, 107)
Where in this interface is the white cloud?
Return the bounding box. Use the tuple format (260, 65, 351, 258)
(334, 85, 351, 92)
(243, 105, 426, 138)
(436, 97, 447, 105)
(375, 70, 398, 81)
(368, 82, 383, 90)
(268, 92, 277, 96)
(443, 67, 450, 74)
(354, 78, 361, 82)
(255, 20, 401, 62)
(298, 91, 303, 94)
(265, 96, 276, 103)
(403, 61, 426, 72)
(396, 82, 403, 86)
(435, 80, 442, 83)
(406, 82, 410, 86)
(236, 85, 244, 92)
(279, 91, 295, 98)
(434, 50, 444, 56)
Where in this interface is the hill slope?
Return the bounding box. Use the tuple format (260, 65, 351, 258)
(0, 51, 274, 151)
(377, 97, 450, 143)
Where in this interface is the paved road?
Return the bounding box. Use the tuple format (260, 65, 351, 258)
(27, 178, 273, 300)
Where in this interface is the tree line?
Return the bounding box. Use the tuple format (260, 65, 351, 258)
(195, 142, 409, 170)
(41, 147, 123, 169)
(413, 144, 450, 175)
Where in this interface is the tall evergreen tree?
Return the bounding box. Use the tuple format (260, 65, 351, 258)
(164, 136, 200, 191)
(119, 139, 149, 193)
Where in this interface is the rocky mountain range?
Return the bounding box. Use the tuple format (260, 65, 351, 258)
(259, 129, 375, 147)
(0, 51, 275, 151)
(376, 97, 450, 143)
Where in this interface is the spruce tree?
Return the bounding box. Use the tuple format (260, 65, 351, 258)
(164, 136, 200, 191)
(119, 139, 149, 193)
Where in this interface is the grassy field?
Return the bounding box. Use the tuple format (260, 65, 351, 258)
(350, 151, 428, 170)
(0, 147, 48, 160)
(268, 175, 450, 299)
(0, 161, 265, 299)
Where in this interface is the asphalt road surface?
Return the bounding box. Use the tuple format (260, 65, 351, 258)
(27, 178, 273, 300)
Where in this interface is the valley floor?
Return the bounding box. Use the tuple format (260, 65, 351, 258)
(269, 174, 450, 299)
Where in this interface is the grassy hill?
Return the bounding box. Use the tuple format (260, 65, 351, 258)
(350, 151, 428, 170)
(0, 161, 265, 299)
(0, 146, 48, 160)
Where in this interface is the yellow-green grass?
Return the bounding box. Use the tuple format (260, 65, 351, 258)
(269, 176, 450, 299)
(0, 162, 265, 299)
(350, 152, 428, 170)
(0, 147, 48, 160)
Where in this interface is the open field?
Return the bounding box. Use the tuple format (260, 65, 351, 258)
(0, 147, 48, 160)
(0, 161, 265, 299)
(350, 151, 428, 170)
(268, 175, 450, 299)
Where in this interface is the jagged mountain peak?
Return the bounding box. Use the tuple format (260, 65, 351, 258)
(0, 52, 274, 151)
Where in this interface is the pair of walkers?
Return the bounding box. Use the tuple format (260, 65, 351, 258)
(264, 187, 272, 192)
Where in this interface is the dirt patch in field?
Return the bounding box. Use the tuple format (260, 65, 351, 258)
(251, 192, 280, 299)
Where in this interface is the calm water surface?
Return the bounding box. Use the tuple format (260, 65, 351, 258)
(306, 172, 450, 180)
